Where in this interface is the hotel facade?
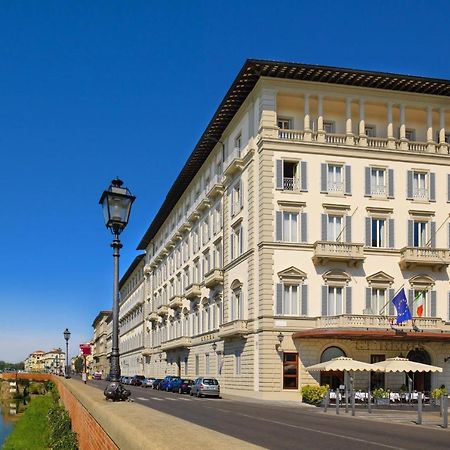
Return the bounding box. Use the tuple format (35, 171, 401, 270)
(127, 60, 450, 399)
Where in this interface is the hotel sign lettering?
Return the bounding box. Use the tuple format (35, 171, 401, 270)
(355, 341, 414, 352)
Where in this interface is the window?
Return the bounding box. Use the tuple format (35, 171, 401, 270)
(327, 215, 343, 242)
(278, 117, 292, 129)
(370, 288, 386, 315)
(371, 168, 386, 196)
(413, 172, 428, 199)
(202, 251, 210, 277)
(282, 212, 299, 242)
(412, 290, 430, 317)
(283, 161, 299, 191)
(282, 284, 301, 315)
(283, 353, 298, 389)
(195, 355, 199, 376)
(327, 164, 343, 193)
(231, 289, 243, 321)
(205, 353, 210, 375)
(231, 224, 243, 259)
(327, 286, 344, 315)
(235, 351, 241, 375)
(365, 125, 376, 137)
(371, 218, 386, 247)
(212, 241, 222, 269)
(231, 181, 243, 216)
(323, 120, 335, 134)
(413, 221, 428, 247)
(234, 134, 242, 154)
(405, 128, 416, 141)
(371, 355, 385, 390)
(213, 203, 222, 234)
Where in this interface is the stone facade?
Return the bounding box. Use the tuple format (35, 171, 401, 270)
(91, 311, 111, 376)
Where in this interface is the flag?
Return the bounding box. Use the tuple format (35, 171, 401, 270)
(414, 291, 424, 317)
(391, 288, 412, 324)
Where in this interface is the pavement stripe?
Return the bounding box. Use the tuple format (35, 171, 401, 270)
(151, 397, 164, 401)
(136, 397, 149, 401)
(179, 398, 191, 401)
(235, 412, 409, 450)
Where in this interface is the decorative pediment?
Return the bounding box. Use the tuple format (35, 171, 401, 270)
(409, 274, 435, 288)
(277, 267, 307, 284)
(322, 270, 350, 286)
(366, 271, 394, 287)
(230, 279, 243, 291)
(201, 296, 209, 305)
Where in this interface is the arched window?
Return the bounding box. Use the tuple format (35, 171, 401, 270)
(320, 346, 346, 362)
(320, 346, 346, 390)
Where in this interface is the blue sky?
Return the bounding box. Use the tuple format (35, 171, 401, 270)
(1, 0, 450, 362)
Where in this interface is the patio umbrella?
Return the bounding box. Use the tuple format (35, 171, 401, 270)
(305, 356, 379, 372)
(370, 357, 442, 373)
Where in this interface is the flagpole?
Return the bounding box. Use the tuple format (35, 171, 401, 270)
(335, 207, 359, 243)
(378, 283, 405, 315)
(425, 215, 449, 247)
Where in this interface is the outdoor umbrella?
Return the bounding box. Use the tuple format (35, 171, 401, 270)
(305, 356, 378, 372)
(370, 357, 442, 373)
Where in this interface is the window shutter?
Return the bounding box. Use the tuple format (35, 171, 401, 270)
(407, 170, 413, 199)
(345, 215, 352, 243)
(276, 160, 283, 190)
(239, 181, 243, 209)
(276, 211, 283, 241)
(301, 285, 308, 316)
(321, 214, 327, 240)
(388, 289, 395, 316)
(300, 161, 308, 192)
(448, 292, 450, 321)
(230, 233, 234, 260)
(345, 287, 352, 314)
(430, 291, 437, 317)
(448, 174, 450, 203)
(429, 172, 436, 202)
(364, 167, 371, 196)
(301, 212, 307, 243)
(229, 190, 234, 217)
(365, 217, 371, 246)
(430, 222, 436, 248)
(321, 286, 328, 316)
(231, 294, 235, 321)
(388, 169, 394, 198)
(276, 283, 283, 315)
(388, 219, 395, 248)
(345, 165, 352, 195)
(320, 163, 327, 193)
(365, 288, 371, 312)
(239, 227, 244, 254)
(408, 220, 414, 247)
(408, 290, 414, 314)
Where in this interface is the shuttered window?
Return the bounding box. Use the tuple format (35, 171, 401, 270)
(276, 283, 308, 316)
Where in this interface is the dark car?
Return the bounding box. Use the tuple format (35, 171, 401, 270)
(152, 378, 163, 389)
(159, 375, 180, 391)
(190, 377, 220, 398)
(130, 375, 146, 386)
(171, 378, 194, 394)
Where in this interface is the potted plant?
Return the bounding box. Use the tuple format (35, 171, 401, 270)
(431, 386, 448, 406)
(373, 388, 390, 405)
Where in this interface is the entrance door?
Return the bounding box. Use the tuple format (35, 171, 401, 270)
(407, 349, 431, 392)
(283, 353, 298, 389)
(370, 355, 385, 390)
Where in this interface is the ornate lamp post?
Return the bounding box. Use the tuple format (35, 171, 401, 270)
(99, 178, 135, 401)
(63, 328, 71, 378)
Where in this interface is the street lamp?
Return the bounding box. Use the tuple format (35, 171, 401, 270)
(63, 328, 71, 378)
(99, 177, 135, 401)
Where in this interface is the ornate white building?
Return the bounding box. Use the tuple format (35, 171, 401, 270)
(131, 60, 450, 399)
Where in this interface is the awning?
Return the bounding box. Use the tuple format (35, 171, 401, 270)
(370, 357, 442, 373)
(305, 357, 378, 372)
(292, 329, 450, 341)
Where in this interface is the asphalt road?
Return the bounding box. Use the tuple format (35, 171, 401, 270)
(88, 380, 449, 450)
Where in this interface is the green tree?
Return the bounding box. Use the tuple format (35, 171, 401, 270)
(74, 357, 84, 374)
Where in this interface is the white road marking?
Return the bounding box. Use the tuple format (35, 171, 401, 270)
(178, 398, 191, 401)
(166, 398, 178, 401)
(150, 397, 164, 401)
(136, 397, 149, 401)
(234, 413, 409, 450)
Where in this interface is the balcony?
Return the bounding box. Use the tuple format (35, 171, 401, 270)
(283, 177, 299, 191)
(224, 156, 245, 179)
(399, 247, 450, 271)
(312, 241, 365, 267)
(161, 336, 192, 351)
(185, 283, 202, 300)
(169, 295, 184, 309)
(218, 320, 249, 339)
(157, 305, 169, 317)
(204, 269, 224, 288)
(148, 312, 159, 322)
(207, 183, 224, 200)
(317, 314, 445, 330)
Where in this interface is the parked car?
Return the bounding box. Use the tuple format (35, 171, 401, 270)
(121, 376, 131, 385)
(190, 377, 220, 398)
(143, 377, 156, 388)
(93, 372, 102, 380)
(171, 378, 194, 394)
(130, 375, 146, 386)
(152, 378, 163, 389)
(159, 375, 180, 391)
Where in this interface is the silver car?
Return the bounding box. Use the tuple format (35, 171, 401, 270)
(190, 377, 220, 398)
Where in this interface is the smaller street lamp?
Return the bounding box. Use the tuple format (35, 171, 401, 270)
(63, 328, 71, 378)
(275, 332, 284, 351)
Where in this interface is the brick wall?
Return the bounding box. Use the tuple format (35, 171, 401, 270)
(53, 377, 118, 450)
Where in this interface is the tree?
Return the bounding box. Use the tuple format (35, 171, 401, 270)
(74, 357, 84, 374)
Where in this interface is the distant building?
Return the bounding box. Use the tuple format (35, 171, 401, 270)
(41, 348, 65, 374)
(91, 310, 111, 375)
(24, 350, 45, 372)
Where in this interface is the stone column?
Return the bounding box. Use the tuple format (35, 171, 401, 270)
(303, 93, 312, 141)
(387, 102, 396, 149)
(258, 88, 278, 138)
(399, 104, 408, 150)
(358, 98, 367, 146)
(426, 106, 435, 152)
(345, 98, 354, 145)
(317, 95, 325, 143)
(439, 109, 448, 154)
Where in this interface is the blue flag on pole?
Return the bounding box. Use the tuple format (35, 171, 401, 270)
(392, 288, 412, 324)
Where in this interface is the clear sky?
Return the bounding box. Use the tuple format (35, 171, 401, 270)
(2, 0, 450, 363)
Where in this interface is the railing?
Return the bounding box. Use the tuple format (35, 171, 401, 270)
(313, 241, 365, 266)
(278, 129, 305, 140)
(399, 246, 450, 270)
(327, 181, 344, 193)
(367, 137, 388, 148)
(325, 133, 346, 144)
(413, 187, 429, 200)
(218, 320, 249, 338)
(317, 314, 444, 329)
(409, 141, 427, 152)
(371, 185, 387, 196)
(161, 336, 191, 351)
(283, 177, 299, 191)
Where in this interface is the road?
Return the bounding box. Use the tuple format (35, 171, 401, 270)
(89, 380, 449, 450)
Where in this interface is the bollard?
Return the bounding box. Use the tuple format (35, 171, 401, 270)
(368, 390, 372, 414)
(323, 389, 329, 413)
(442, 395, 448, 429)
(336, 390, 340, 415)
(345, 387, 349, 413)
(417, 392, 422, 425)
(351, 390, 355, 416)
(440, 394, 444, 417)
